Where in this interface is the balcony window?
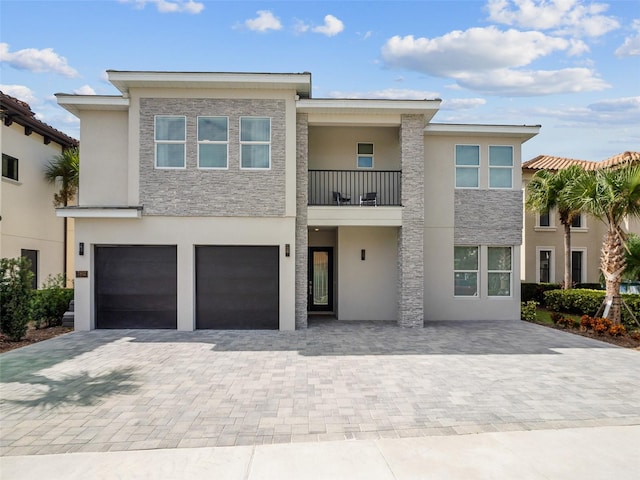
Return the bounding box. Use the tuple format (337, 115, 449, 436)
(357, 143, 374, 168)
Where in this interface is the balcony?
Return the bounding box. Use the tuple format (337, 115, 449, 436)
(308, 170, 402, 206)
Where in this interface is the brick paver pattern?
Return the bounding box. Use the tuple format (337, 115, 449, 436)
(1, 320, 639, 456)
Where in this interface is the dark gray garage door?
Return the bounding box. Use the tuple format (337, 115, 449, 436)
(95, 245, 177, 329)
(196, 246, 279, 329)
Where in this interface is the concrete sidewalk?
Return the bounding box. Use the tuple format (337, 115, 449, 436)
(2, 425, 639, 479)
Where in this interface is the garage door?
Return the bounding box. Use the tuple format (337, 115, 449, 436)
(95, 246, 177, 329)
(196, 246, 279, 329)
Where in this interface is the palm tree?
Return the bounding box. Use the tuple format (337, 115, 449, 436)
(623, 234, 640, 281)
(44, 146, 79, 207)
(44, 146, 79, 284)
(565, 163, 640, 324)
(525, 165, 584, 289)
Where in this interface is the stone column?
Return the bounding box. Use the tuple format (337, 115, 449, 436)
(398, 114, 425, 327)
(295, 114, 309, 329)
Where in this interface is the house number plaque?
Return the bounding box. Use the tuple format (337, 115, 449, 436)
(76, 271, 88, 278)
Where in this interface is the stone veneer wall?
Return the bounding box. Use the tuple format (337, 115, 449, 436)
(295, 114, 309, 329)
(139, 98, 286, 216)
(454, 190, 523, 245)
(398, 114, 425, 328)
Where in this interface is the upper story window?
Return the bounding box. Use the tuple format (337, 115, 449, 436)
(571, 214, 586, 229)
(198, 116, 228, 169)
(539, 211, 551, 227)
(357, 143, 374, 168)
(240, 117, 271, 169)
(2, 153, 19, 181)
(488, 246, 512, 296)
(489, 146, 513, 188)
(455, 145, 479, 188)
(155, 116, 186, 169)
(454, 246, 479, 296)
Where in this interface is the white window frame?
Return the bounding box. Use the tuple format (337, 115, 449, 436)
(240, 116, 271, 170)
(154, 115, 186, 169)
(488, 145, 513, 189)
(536, 247, 555, 283)
(570, 213, 588, 232)
(197, 116, 229, 170)
(535, 207, 556, 230)
(357, 142, 374, 169)
(455, 144, 480, 189)
(454, 246, 479, 297)
(487, 246, 513, 297)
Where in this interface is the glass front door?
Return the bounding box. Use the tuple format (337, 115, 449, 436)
(308, 247, 333, 311)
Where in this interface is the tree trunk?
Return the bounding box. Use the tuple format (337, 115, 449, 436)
(563, 222, 571, 289)
(601, 227, 626, 325)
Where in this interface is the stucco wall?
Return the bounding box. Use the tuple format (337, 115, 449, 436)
(1, 122, 66, 286)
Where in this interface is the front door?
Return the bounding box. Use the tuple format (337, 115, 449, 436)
(308, 247, 333, 311)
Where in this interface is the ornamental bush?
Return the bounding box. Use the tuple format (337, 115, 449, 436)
(0, 257, 33, 341)
(30, 274, 73, 329)
(520, 301, 538, 322)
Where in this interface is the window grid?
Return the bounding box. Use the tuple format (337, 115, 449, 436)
(2, 153, 19, 181)
(357, 142, 374, 169)
(489, 145, 513, 189)
(454, 246, 479, 297)
(154, 115, 186, 169)
(240, 117, 271, 169)
(197, 116, 229, 169)
(455, 145, 480, 188)
(488, 246, 512, 297)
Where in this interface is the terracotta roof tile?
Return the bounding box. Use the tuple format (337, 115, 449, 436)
(522, 152, 640, 171)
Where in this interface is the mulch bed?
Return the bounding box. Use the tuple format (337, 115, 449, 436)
(0, 324, 73, 354)
(528, 320, 640, 350)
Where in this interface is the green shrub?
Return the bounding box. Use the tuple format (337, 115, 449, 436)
(521, 283, 561, 305)
(544, 289, 640, 331)
(520, 301, 538, 322)
(30, 274, 73, 329)
(0, 257, 33, 341)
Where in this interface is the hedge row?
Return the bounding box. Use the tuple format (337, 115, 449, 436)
(543, 288, 640, 330)
(521, 283, 603, 305)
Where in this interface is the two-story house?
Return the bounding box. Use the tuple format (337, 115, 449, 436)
(521, 151, 640, 285)
(1, 92, 78, 288)
(56, 70, 539, 331)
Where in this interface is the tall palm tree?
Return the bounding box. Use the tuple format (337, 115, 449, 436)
(525, 165, 584, 289)
(565, 163, 640, 324)
(44, 146, 79, 207)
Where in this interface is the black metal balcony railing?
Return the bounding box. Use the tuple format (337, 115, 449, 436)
(308, 170, 402, 206)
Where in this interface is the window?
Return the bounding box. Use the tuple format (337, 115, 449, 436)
(198, 116, 228, 169)
(488, 247, 512, 296)
(240, 117, 271, 169)
(357, 143, 374, 168)
(539, 211, 551, 227)
(454, 246, 478, 296)
(572, 250, 584, 284)
(21, 249, 38, 289)
(455, 145, 479, 188)
(571, 214, 585, 229)
(489, 146, 513, 188)
(155, 116, 186, 168)
(538, 249, 553, 283)
(2, 153, 18, 181)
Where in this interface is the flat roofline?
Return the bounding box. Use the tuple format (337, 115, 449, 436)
(424, 122, 541, 141)
(106, 70, 312, 98)
(55, 94, 130, 116)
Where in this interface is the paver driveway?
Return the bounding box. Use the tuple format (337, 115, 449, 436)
(1, 320, 639, 456)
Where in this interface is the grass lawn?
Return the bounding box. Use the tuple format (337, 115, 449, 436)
(535, 308, 581, 325)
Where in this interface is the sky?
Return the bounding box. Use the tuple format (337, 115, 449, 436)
(1, 0, 639, 162)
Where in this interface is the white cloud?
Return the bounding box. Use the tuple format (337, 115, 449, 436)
(615, 20, 640, 57)
(293, 19, 310, 34)
(486, 0, 619, 37)
(441, 98, 488, 110)
(245, 10, 282, 33)
(73, 85, 96, 95)
(327, 88, 440, 100)
(588, 96, 640, 113)
(381, 28, 586, 77)
(455, 67, 609, 96)
(119, 0, 204, 14)
(380, 28, 607, 96)
(0, 84, 38, 105)
(0, 43, 79, 78)
(312, 15, 344, 37)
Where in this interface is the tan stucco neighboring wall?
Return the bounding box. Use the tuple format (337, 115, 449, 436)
(72, 216, 296, 331)
(308, 126, 400, 170)
(1, 122, 66, 286)
(337, 226, 398, 321)
(78, 110, 129, 206)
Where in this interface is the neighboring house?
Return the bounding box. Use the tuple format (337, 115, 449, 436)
(1, 92, 78, 288)
(56, 70, 539, 331)
(521, 151, 640, 285)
